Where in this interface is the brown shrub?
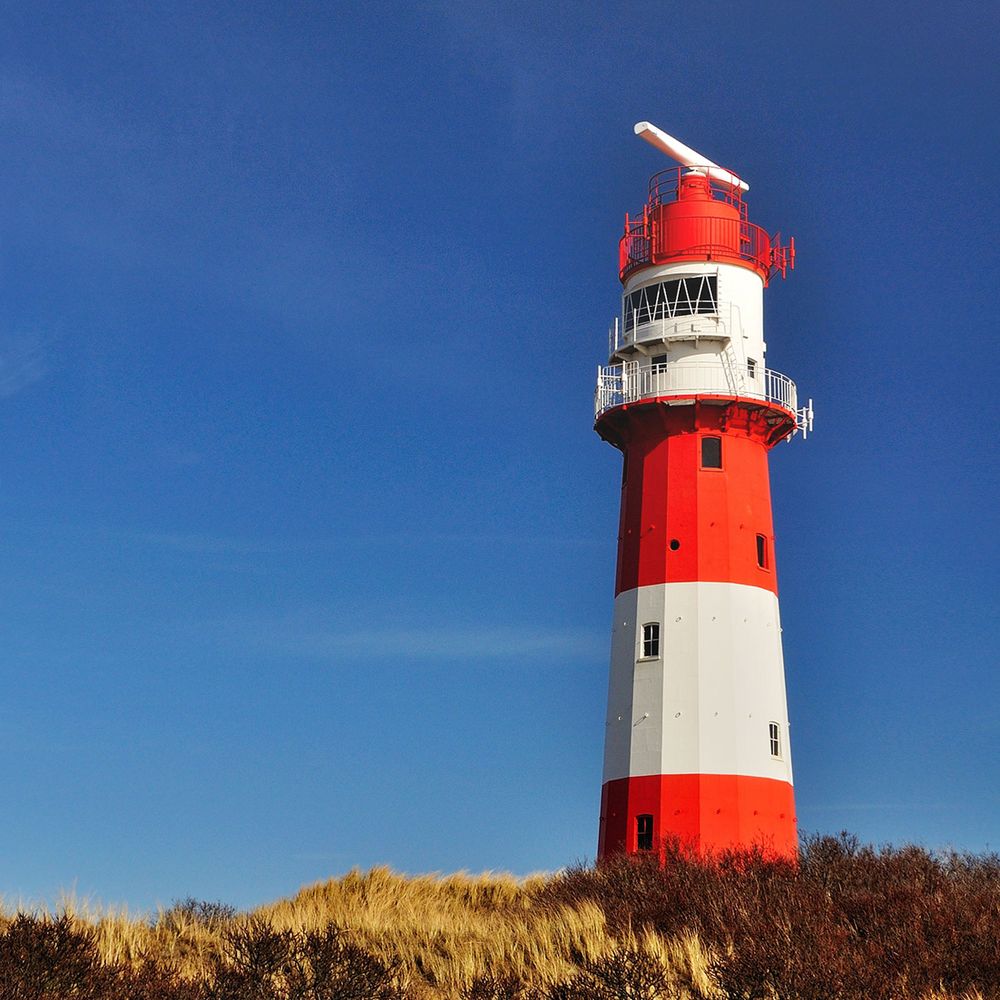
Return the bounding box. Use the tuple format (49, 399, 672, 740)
(0, 913, 111, 999)
(3, 834, 997, 999)
(460, 974, 534, 999)
(206, 917, 406, 1000)
(539, 833, 1000, 1000)
(570, 945, 677, 999)
(0, 913, 203, 1000)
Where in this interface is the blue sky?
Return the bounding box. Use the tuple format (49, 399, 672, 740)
(0, 1, 997, 912)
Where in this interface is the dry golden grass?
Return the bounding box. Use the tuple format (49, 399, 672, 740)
(1, 856, 992, 1000)
(259, 867, 606, 992)
(3, 868, 718, 997)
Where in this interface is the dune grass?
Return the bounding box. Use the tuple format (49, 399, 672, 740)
(0, 835, 996, 999)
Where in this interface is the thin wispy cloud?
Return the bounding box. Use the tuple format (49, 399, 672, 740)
(140, 532, 302, 556)
(0, 69, 363, 339)
(0, 522, 605, 560)
(0, 333, 45, 398)
(806, 802, 967, 813)
(288, 625, 601, 661)
(219, 611, 604, 663)
(137, 530, 603, 557)
(158, 446, 204, 470)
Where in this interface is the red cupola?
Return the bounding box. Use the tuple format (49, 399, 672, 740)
(619, 166, 794, 286)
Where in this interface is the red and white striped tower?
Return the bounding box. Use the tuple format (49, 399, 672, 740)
(595, 123, 813, 860)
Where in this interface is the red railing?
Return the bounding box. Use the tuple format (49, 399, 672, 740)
(647, 166, 744, 211)
(618, 167, 794, 284)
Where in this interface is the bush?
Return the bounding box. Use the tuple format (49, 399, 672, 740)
(461, 974, 535, 999)
(540, 833, 1000, 1000)
(568, 947, 675, 999)
(159, 898, 238, 934)
(0, 913, 201, 1000)
(207, 918, 406, 1000)
(0, 914, 110, 999)
(2, 835, 996, 999)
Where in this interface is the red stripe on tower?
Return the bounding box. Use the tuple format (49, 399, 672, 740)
(594, 123, 813, 861)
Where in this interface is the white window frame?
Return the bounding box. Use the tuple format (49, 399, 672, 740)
(640, 622, 660, 660)
(769, 721, 782, 758)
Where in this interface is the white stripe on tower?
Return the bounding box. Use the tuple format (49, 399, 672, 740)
(602, 582, 792, 786)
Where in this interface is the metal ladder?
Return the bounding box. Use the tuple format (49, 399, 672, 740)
(720, 340, 745, 394)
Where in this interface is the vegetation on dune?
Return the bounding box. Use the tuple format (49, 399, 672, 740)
(1, 834, 997, 999)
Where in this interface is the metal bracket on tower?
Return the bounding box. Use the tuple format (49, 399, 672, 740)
(795, 399, 814, 440)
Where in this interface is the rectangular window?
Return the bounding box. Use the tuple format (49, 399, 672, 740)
(756, 533, 768, 569)
(651, 354, 668, 369)
(769, 722, 781, 758)
(637, 814, 654, 851)
(701, 436, 722, 469)
(623, 275, 718, 333)
(747, 358, 757, 378)
(641, 622, 660, 659)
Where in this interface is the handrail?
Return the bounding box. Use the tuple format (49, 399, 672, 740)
(594, 361, 798, 420)
(647, 166, 744, 211)
(619, 167, 794, 283)
(619, 220, 789, 283)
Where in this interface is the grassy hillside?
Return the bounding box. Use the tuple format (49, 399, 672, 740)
(1, 834, 997, 999)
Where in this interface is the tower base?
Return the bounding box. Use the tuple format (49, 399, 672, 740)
(599, 773, 797, 860)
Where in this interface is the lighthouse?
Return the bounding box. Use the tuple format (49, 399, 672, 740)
(595, 123, 813, 860)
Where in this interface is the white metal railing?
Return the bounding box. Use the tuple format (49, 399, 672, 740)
(607, 301, 743, 357)
(595, 360, 811, 436)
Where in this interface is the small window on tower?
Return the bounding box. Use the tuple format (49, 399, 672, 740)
(641, 622, 660, 659)
(651, 354, 668, 369)
(756, 534, 769, 569)
(747, 358, 757, 378)
(701, 436, 722, 469)
(637, 814, 654, 851)
(769, 722, 781, 758)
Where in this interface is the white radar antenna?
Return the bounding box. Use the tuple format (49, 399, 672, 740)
(634, 121, 749, 193)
